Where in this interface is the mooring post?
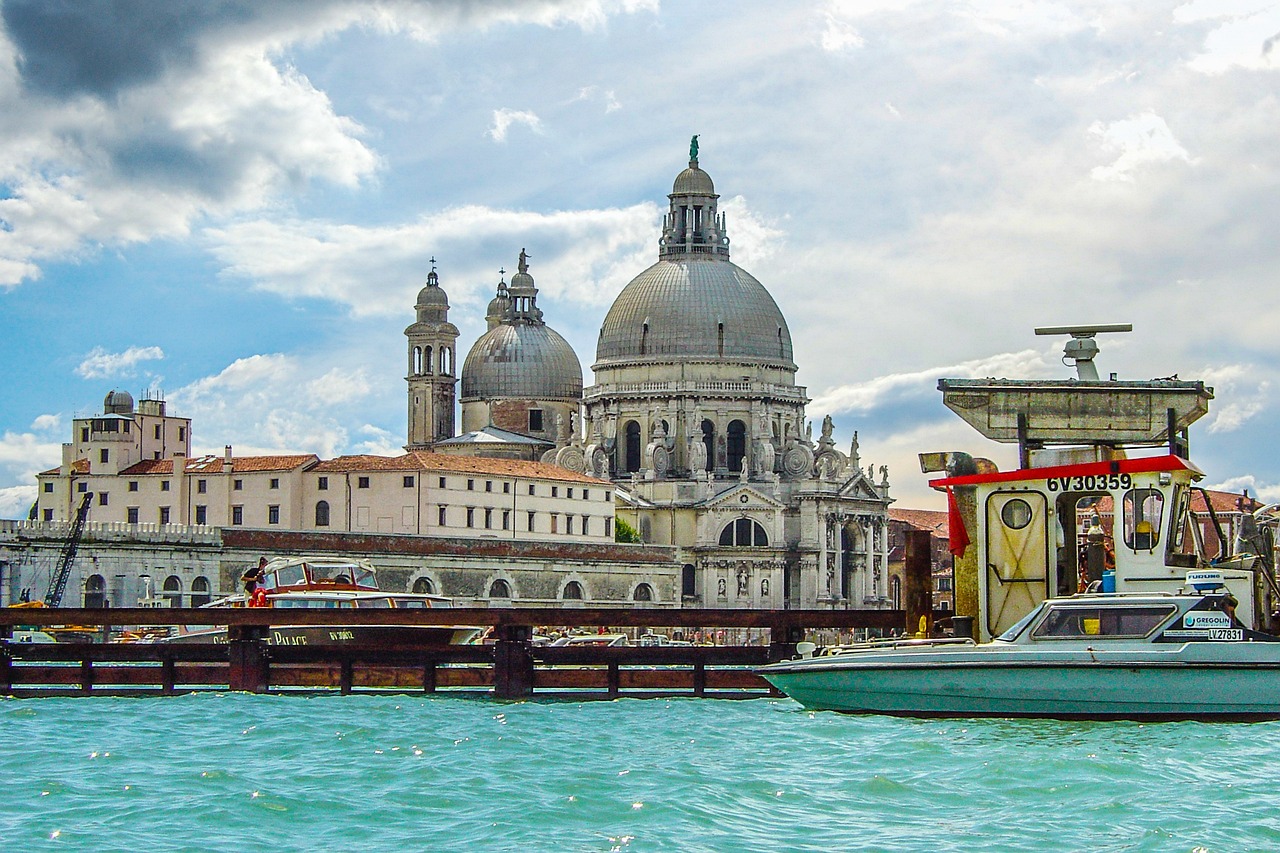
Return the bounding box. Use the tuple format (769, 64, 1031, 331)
(492, 623, 534, 699)
(768, 623, 805, 663)
(904, 529, 934, 637)
(227, 624, 269, 693)
(422, 656, 437, 694)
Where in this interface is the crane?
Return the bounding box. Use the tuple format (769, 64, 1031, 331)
(44, 491, 93, 607)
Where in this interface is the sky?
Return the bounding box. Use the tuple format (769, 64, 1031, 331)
(1, 0, 1279, 519)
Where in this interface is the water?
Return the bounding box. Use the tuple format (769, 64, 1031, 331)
(3, 693, 1278, 852)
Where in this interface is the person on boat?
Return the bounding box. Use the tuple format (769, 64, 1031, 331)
(241, 557, 268, 596)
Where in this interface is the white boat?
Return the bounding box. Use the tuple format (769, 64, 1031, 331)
(760, 573, 1280, 720)
(157, 556, 481, 647)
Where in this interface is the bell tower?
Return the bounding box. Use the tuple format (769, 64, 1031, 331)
(405, 260, 459, 449)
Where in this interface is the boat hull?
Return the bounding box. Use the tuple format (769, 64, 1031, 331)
(160, 625, 480, 647)
(761, 646, 1280, 721)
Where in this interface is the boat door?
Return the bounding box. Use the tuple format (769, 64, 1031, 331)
(984, 491, 1052, 638)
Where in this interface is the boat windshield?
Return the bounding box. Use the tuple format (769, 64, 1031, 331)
(1031, 604, 1176, 640)
(996, 607, 1043, 642)
(271, 597, 349, 608)
(354, 597, 393, 608)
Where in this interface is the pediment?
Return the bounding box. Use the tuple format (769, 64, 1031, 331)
(702, 483, 787, 511)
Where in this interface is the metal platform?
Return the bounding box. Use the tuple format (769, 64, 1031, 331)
(939, 378, 1213, 446)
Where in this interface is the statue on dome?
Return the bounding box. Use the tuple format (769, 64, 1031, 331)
(689, 135, 699, 162)
(518, 248, 530, 275)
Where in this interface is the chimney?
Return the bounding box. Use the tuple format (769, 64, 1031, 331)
(224, 445, 234, 473)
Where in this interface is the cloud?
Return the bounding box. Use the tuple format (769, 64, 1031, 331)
(811, 349, 1053, 415)
(76, 345, 165, 379)
(820, 14, 864, 52)
(1195, 363, 1271, 434)
(204, 201, 661, 316)
(169, 353, 377, 458)
(0, 0, 655, 289)
(571, 86, 621, 113)
(1089, 112, 1194, 182)
(0, 428, 62, 518)
(488, 108, 543, 142)
(1176, 1, 1280, 73)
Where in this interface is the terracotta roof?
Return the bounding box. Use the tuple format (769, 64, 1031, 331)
(117, 454, 318, 476)
(313, 451, 609, 484)
(890, 507, 949, 537)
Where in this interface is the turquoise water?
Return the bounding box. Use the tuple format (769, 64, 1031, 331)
(2, 694, 1277, 852)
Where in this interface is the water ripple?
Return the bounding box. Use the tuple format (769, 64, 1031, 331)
(1, 693, 1277, 851)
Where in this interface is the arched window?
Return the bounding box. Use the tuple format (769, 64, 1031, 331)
(727, 419, 746, 473)
(315, 500, 330, 527)
(562, 581, 584, 600)
(84, 574, 106, 608)
(190, 576, 211, 607)
(488, 579, 511, 598)
(633, 583, 654, 602)
(163, 575, 183, 608)
(413, 577, 435, 595)
(624, 420, 641, 473)
(424, 346, 433, 375)
(681, 564, 696, 598)
(413, 346, 423, 375)
(719, 517, 769, 547)
(701, 420, 715, 470)
(441, 348, 452, 376)
(890, 575, 902, 610)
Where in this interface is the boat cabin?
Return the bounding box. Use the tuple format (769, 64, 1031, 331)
(929, 454, 1260, 640)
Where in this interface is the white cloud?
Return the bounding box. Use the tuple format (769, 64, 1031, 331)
(571, 86, 622, 113)
(30, 414, 61, 433)
(0, 485, 37, 520)
(1089, 112, 1194, 182)
(1195, 363, 1271, 434)
(1176, 1, 1280, 73)
(76, 345, 166, 379)
(204, 202, 660, 316)
(488, 108, 544, 142)
(812, 349, 1052, 415)
(0, 429, 63, 518)
(820, 14, 865, 51)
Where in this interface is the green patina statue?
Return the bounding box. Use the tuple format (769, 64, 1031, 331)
(689, 134, 699, 161)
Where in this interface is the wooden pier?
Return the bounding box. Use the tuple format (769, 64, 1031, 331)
(0, 607, 914, 699)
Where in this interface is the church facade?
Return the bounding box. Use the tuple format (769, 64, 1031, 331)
(419, 142, 895, 610)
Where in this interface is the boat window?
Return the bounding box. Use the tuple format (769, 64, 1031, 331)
(1168, 484, 1192, 554)
(272, 598, 342, 608)
(355, 597, 393, 608)
(996, 606, 1043, 642)
(1123, 488, 1164, 551)
(394, 599, 429, 608)
(1031, 605, 1176, 639)
(1000, 498, 1033, 530)
(273, 563, 307, 587)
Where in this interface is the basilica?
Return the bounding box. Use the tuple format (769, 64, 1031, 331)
(408, 141, 895, 610)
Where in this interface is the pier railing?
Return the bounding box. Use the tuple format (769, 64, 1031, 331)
(0, 607, 913, 699)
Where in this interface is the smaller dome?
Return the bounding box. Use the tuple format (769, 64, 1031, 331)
(103, 389, 134, 415)
(416, 285, 448, 307)
(461, 324, 583, 401)
(673, 162, 715, 195)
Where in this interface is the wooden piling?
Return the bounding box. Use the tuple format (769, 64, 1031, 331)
(492, 624, 534, 699)
(227, 625, 268, 693)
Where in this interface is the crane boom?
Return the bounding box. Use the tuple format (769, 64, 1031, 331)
(45, 491, 93, 607)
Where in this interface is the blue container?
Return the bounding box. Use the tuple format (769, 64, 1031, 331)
(1102, 570, 1116, 593)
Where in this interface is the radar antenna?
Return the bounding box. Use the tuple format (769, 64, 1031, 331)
(1034, 323, 1133, 381)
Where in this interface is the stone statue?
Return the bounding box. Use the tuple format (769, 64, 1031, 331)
(688, 435, 708, 474)
(761, 577, 769, 597)
(821, 415, 834, 443)
(717, 577, 726, 598)
(518, 248, 530, 275)
(690, 134, 699, 161)
(737, 565, 748, 596)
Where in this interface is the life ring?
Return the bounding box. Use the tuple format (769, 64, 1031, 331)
(249, 589, 269, 608)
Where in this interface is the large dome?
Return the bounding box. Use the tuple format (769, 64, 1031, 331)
(461, 322, 583, 401)
(594, 257, 795, 368)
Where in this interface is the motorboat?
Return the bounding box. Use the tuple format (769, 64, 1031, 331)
(761, 326, 1280, 719)
(759, 572, 1280, 720)
(156, 556, 481, 647)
